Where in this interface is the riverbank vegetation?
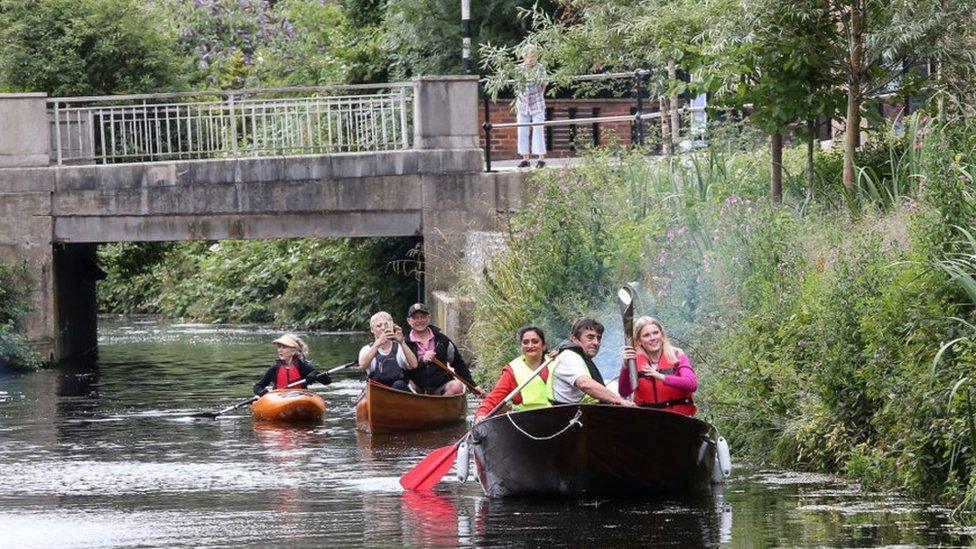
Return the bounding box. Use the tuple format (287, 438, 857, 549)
(464, 116, 976, 515)
(0, 262, 41, 369)
(463, 0, 976, 516)
(97, 237, 420, 330)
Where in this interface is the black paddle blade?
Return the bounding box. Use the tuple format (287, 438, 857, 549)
(187, 411, 220, 420)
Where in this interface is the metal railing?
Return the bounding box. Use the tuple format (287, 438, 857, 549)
(48, 83, 414, 165)
(482, 69, 664, 172)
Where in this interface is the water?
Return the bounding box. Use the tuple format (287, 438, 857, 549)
(0, 318, 973, 548)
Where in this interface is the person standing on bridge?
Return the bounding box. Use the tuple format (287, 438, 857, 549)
(515, 44, 548, 169)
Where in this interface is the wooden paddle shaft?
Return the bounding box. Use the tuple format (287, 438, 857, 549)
(429, 357, 483, 396)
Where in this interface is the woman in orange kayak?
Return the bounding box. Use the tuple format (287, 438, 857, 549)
(253, 334, 330, 396)
(617, 316, 697, 416)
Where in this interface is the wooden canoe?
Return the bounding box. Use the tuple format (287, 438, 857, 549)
(356, 380, 466, 433)
(470, 404, 718, 498)
(251, 388, 325, 423)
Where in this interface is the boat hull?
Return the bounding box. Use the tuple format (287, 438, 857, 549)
(471, 404, 717, 498)
(356, 380, 466, 433)
(251, 389, 325, 423)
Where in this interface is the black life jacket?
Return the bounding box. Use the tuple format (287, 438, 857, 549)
(368, 341, 406, 386)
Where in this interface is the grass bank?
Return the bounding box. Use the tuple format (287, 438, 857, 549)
(463, 116, 976, 516)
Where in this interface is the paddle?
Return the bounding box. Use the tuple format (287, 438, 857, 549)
(618, 284, 638, 401)
(429, 356, 486, 397)
(399, 355, 553, 491)
(188, 361, 356, 419)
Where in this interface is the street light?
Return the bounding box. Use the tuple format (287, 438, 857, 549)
(461, 0, 472, 74)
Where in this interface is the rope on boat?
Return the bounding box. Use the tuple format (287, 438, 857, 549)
(506, 409, 582, 441)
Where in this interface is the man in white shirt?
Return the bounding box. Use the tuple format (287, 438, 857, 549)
(548, 317, 637, 406)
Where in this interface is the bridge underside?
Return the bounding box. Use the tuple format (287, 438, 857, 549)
(55, 211, 421, 243)
(1, 149, 524, 363)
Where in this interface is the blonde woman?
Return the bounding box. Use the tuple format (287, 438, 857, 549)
(358, 311, 417, 392)
(618, 317, 697, 416)
(253, 334, 329, 396)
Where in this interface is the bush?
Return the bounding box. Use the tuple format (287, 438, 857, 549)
(463, 115, 976, 516)
(0, 0, 183, 95)
(97, 237, 420, 330)
(0, 262, 42, 369)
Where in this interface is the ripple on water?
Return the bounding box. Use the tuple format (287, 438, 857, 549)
(0, 460, 295, 497)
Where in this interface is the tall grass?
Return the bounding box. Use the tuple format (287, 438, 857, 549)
(463, 113, 976, 519)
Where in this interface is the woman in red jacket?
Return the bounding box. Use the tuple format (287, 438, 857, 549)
(617, 317, 697, 416)
(473, 326, 550, 423)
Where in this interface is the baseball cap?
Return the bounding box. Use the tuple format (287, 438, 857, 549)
(407, 302, 430, 316)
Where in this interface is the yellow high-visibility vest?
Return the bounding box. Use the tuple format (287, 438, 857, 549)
(509, 355, 551, 411)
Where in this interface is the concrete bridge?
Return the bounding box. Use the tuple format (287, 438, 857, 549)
(0, 76, 525, 363)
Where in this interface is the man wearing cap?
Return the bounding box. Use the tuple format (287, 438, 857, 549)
(252, 333, 330, 395)
(404, 303, 484, 397)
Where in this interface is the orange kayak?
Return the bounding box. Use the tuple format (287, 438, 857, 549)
(251, 389, 325, 423)
(356, 380, 466, 433)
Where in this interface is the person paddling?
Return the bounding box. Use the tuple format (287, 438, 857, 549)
(253, 334, 330, 396)
(547, 317, 635, 407)
(617, 316, 697, 415)
(403, 303, 484, 397)
(359, 311, 417, 391)
(474, 326, 550, 423)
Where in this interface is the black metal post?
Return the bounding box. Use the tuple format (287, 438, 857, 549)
(634, 69, 646, 147)
(483, 91, 493, 172)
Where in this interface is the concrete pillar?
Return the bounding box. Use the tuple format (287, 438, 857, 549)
(412, 75, 480, 150)
(0, 93, 50, 167)
(0, 94, 55, 362)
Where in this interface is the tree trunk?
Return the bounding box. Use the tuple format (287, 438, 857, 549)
(660, 96, 671, 155)
(843, 1, 863, 190)
(807, 120, 815, 199)
(668, 60, 680, 146)
(771, 131, 783, 203)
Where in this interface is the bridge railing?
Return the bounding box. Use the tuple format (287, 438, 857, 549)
(48, 82, 414, 165)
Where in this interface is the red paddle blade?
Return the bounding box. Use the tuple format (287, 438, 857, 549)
(400, 443, 460, 491)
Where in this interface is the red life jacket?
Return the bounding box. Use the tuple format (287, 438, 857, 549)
(274, 362, 303, 389)
(633, 353, 697, 416)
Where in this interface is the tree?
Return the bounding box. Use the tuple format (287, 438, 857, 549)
(385, 0, 558, 79)
(480, 0, 709, 153)
(707, 0, 843, 202)
(830, 0, 976, 189)
(0, 0, 183, 96)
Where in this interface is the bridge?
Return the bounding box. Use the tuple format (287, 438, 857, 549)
(0, 76, 526, 363)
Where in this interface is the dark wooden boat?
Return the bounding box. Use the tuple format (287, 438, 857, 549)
(356, 380, 466, 433)
(470, 404, 718, 498)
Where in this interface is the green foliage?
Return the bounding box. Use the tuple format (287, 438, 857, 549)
(0, 0, 183, 95)
(386, 0, 557, 79)
(97, 238, 420, 330)
(0, 262, 42, 369)
(465, 116, 976, 518)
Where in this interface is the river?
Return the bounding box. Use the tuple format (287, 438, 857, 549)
(0, 319, 972, 548)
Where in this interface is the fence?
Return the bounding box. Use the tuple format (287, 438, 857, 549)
(481, 70, 716, 171)
(48, 83, 414, 165)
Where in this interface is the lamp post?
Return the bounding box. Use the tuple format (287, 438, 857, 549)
(461, 0, 472, 74)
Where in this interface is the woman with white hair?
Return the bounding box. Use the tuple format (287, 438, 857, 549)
(358, 311, 418, 392)
(252, 333, 330, 396)
(514, 43, 548, 169)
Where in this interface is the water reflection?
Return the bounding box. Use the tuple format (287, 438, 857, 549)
(0, 318, 972, 548)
